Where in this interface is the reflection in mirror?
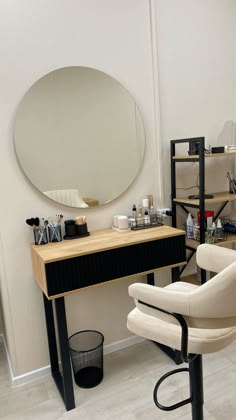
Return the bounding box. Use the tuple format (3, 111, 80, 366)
(14, 67, 145, 207)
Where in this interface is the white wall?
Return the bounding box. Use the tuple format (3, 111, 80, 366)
(0, 297, 4, 334)
(156, 0, 236, 273)
(0, 0, 163, 377)
(156, 0, 236, 205)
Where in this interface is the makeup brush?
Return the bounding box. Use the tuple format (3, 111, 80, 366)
(34, 217, 40, 227)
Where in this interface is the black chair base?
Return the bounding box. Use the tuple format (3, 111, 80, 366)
(153, 354, 204, 420)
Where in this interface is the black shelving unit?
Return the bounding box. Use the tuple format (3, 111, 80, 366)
(170, 136, 236, 284)
(171, 137, 206, 283)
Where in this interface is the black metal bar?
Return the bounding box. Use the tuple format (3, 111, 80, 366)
(153, 367, 191, 411)
(138, 300, 190, 363)
(52, 370, 64, 400)
(155, 343, 183, 365)
(214, 201, 229, 220)
(180, 205, 190, 214)
(171, 266, 180, 283)
(180, 249, 195, 275)
(147, 273, 155, 286)
(198, 138, 205, 245)
(43, 294, 59, 373)
(174, 158, 200, 162)
(146, 271, 182, 364)
(189, 355, 204, 420)
(175, 201, 201, 209)
(200, 268, 206, 284)
(54, 297, 75, 411)
(171, 137, 202, 145)
(171, 141, 177, 228)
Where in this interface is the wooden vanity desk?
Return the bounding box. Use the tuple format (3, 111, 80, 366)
(31, 225, 186, 411)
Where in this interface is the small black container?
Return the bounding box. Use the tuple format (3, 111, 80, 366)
(76, 223, 88, 236)
(68, 330, 104, 389)
(64, 220, 77, 237)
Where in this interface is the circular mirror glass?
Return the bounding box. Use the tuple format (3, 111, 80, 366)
(14, 67, 145, 208)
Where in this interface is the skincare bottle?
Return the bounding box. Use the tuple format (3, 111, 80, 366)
(186, 213, 194, 239)
(143, 210, 150, 225)
(128, 217, 136, 228)
(193, 219, 199, 240)
(216, 218, 223, 240)
(142, 198, 149, 213)
(132, 204, 137, 219)
(147, 195, 153, 208)
(150, 205, 157, 225)
(136, 205, 143, 226)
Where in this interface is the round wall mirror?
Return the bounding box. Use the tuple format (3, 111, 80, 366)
(14, 67, 145, 208)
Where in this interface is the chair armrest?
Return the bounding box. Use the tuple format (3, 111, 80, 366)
(128, 283, 190, 316)
(196, 244, 236, 273)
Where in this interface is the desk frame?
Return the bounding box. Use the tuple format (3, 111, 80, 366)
(31, 227, 186, 411)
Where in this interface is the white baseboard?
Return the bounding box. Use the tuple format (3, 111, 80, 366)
(2, 334, 144, 388)
(12, 365, 51, 388)
(104, 335, 145, 355)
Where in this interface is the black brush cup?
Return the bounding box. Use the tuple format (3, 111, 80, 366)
(64, 220, 77, 237)
(76, 223, 88, 236)
(48, 225, 62, 242)
(33, 227, 48, 245)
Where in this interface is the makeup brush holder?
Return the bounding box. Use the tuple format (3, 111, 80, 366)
(76, 223, 88, 236)
(34, 227, 48, 245)
(48, 225, 62, 242)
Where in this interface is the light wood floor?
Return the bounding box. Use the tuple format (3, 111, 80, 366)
(1, 337, 236, 419)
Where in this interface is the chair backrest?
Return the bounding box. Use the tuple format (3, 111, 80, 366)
(189, 244, 236, 319)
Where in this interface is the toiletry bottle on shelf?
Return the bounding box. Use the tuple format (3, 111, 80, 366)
(132, 204, 137, 219)
(211, 222, 216, 243)
(143, 210, 150, 225)
(186, 213, 194, 239)
(142, 198, 149, 212)
(150, 205, 157, 225)
(136, 205, 143, 226)
(147, 195, 153, 208)
(216, 218, 223, 241)
(193, 219, 199, 240)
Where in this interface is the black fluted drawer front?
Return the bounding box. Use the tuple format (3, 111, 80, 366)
(45, 235, 185, 296)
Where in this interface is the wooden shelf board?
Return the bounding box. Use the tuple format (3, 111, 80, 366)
(174, 192, 236, 206)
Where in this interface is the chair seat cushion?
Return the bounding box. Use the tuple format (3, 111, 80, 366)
(127, 307, 236, 354)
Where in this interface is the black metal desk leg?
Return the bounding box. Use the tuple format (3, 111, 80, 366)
(147, 273, 155, 285)
(172, 266, 180, 283)
(43, 294, 59, 373)
(55, 297, 75, 411)
(43, 293, 75, 411)
(147, 269, 182, 364)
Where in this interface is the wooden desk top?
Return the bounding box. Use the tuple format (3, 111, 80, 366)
(31, 225, 185, 264)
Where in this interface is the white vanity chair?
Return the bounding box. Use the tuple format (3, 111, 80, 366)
(127, 244, 236, 420)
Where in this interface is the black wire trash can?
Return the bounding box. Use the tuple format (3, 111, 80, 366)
(68, 330, 104, 388)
